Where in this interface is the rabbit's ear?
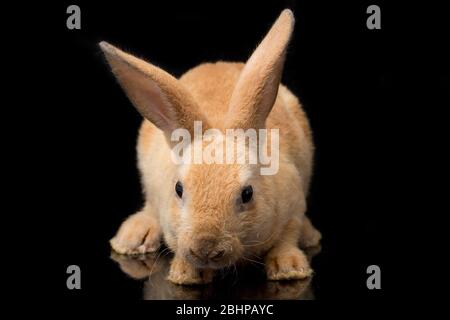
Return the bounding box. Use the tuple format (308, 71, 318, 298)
(100, 42, 206, 134)
(226, 9, 295, 129)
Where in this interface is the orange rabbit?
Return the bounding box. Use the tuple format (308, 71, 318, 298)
(101, 9, 321, 285)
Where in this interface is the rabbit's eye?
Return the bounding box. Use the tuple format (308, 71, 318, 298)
(175, 181, 183, 198)
(241, 185, 253, 204)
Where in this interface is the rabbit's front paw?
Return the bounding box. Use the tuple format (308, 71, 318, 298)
(168, 255, 214, 285)
(265, 246, 313, 280)
(110, 211, 161, 255)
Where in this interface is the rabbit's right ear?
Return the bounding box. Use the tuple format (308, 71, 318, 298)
(99, 42, 206, 134)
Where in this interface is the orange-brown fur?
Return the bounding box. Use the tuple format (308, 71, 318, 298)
(103, 10, 321, 285)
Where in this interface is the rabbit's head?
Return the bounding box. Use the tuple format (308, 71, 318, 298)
(101, 10, 296, 269)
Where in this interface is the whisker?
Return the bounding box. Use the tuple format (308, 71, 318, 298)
(246, 251, 262, 260)
(242, 256, 265, 267)
(148, 247, 171, 277)
(241, 232, 276, 248)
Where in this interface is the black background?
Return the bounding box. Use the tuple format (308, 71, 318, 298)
(8, 0, 449, 304)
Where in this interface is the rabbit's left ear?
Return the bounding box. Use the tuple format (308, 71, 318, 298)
(226, 9, 295, 129)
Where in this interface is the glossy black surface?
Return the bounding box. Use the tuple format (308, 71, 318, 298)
(109, 245, 321, 300)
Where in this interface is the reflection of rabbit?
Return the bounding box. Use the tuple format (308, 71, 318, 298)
(110, 245, 321, 299)
(101, 9, 321, 285)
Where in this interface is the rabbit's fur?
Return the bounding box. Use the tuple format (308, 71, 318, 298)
(101, 9, 321, 285)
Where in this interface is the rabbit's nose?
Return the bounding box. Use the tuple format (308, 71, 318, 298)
(210, 249, 225, 261)
(189, 247, 226, 264)
(189, 247, 207, 263)
(188, 236, 225, 263)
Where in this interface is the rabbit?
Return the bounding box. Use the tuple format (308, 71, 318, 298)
(100, 9, 321, 285)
